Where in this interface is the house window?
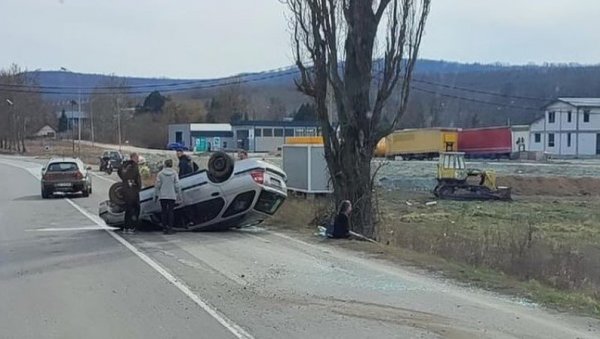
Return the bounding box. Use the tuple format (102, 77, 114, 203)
(263, 128, 273, 137)
(295, 128, 305, 136)
(274, 128, 284, 137)
(567, 111, 572, 122)
(567, 133, 572, 147)
(548, 133, 555, 147)
(255, 128, 262, 137)
(284, 128, 294, 137)
(534, 133, 541, 143)
(548, 111, 555, 123)
(584, 110, 591, 123)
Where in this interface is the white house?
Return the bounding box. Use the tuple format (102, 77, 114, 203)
(33, 125, 57, 138)
(529, 98, 600, 157)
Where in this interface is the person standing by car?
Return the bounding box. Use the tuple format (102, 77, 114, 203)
(118, 153, 142, 234)
(154, 159, 182, 235)
(138, 156, 152, 188)
(176, 149, 194, 177)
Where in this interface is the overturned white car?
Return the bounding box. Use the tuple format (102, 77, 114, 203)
(99, 153, 287, 231)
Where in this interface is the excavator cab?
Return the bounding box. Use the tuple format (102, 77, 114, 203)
(434, 152, 511, 201)
(437, 152, 468, 182)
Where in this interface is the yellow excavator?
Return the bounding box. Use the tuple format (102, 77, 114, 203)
(433, 152, 511, 201)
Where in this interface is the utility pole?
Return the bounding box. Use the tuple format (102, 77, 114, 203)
(5, 99, 14, 151)
(90, 98, 95, 147)
(70, 100, 76, 156)
(116, 98, 122, 152)
(77, 89, 82, 155)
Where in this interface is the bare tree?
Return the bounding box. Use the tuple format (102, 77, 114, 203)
(285, 0, 431, 238)
(89, 75, 130, 144)
(0, 64, 48, 153)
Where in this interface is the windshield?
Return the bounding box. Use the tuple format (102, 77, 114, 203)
(47, 162, 78, 172)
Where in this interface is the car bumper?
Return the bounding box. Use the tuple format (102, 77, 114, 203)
(43, 180, 88, 192)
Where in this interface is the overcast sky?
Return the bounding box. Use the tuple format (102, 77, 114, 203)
(1, 0, 599, 78)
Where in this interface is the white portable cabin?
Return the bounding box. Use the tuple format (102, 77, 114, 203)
(282, 138, 332, 194)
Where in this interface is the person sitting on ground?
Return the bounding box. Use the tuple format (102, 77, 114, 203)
(154, 159, 182, 235)
(328, 200, 352, 239)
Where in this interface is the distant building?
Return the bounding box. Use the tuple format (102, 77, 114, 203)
(168, 123, 234, 151)
(168, 120, 321, 153)
(231, 120, 320, 153)
(56, 110, 89, 129)
(529, 98, 600, 157)
(33, 125, 57, 139)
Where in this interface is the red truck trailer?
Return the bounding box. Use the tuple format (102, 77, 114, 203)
(458, 127, 512, 159)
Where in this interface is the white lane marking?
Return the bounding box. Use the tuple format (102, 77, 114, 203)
(64, 199, 254, 339)
(1, 157, 253, 339)
(26, 226, 120, 232)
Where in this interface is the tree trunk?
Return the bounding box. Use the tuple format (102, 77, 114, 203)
(332, 145, 375, 238)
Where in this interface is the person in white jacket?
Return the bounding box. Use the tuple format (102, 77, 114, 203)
(154, 159, 182, 234)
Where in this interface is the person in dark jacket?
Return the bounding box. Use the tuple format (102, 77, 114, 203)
(176, 149, 194, 177)
(118, 153, 142, 234)
(329, 200, 352, 239)
(154, 159, 182, 235)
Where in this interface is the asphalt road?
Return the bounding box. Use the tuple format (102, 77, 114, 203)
(1, 155, 599, 339)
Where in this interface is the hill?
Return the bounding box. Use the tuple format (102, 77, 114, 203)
(26, 59, 600, 128)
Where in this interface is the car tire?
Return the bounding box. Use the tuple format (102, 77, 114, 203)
(82, 188, 90, 197)
(108, 182, 126, 207)
(207, 151, 235, 183)
(41, 188, 50, 199)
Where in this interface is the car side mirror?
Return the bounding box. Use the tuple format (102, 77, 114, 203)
(86, 166, 92, 170)
(41, 167, 46, 172)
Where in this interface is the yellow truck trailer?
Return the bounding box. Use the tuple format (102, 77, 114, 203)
(375, 128, 458, 159)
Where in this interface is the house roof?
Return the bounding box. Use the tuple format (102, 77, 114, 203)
(545, 98, 600, 109)
(190, 123, 232, 132)
(232, 120, 319, 127)
(56, 110, 89, 119)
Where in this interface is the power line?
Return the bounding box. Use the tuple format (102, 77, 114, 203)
(410, 85, 541, 111)
(411, 77, 552, 102)
(0, 65, 543, 112)
(0, 66, 301, 91)
(0, 68, 303, 96)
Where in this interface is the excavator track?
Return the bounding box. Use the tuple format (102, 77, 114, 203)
(434, 183, 511, 201)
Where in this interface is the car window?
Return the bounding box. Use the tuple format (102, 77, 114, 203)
(47, 162, 78, 172)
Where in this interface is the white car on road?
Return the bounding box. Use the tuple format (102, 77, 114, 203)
(99, 152, 287, 231)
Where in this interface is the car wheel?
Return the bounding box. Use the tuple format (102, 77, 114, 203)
(82, 188, 90, 197)
(41, 188, 50, 199)
(207, 151, 235, 183)
(108, 182, 126, 207)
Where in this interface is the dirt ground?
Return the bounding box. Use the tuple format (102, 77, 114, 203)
(498, 175, 600, 196)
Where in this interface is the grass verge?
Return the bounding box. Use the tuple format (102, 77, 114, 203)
(266, 193, 600, 317)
